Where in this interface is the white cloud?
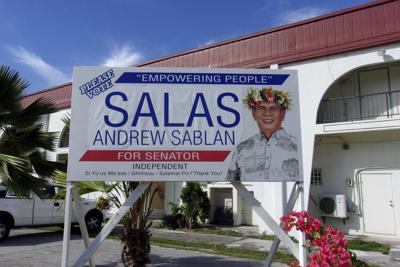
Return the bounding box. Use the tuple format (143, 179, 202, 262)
(198, 39, 216, 47)
(279, 7, 328, 24)
(7, 46, 70, 85)
(102, 44, 142, 67)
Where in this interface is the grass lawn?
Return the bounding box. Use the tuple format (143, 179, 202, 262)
(260, 234, 275, 240)
(35, 226, 63, 232)
(108, 232, 295, 263)
(108, 231, 384, 266)
(150, 236, 296, 264)
(348, 239, 391, 254)
(163, 226, 391, 254)
(191, 226, 242, 237)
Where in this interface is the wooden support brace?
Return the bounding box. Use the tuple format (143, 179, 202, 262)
(264, 182, 303, 267)
(231, 181, 299, 260)
(71, 185, 95, 267)
(72, 182, 150, 267)
(61, 182, 73, 267)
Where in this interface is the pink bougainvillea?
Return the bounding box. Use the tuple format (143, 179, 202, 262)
(281, 211, 353, 267)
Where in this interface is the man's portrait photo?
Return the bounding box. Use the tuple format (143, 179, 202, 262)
(226, 87, 300, 182)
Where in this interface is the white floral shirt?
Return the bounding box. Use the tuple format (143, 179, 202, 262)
(226, 128, 300, 182)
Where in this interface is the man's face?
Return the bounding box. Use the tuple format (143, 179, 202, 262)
(251, 102, 286, 138)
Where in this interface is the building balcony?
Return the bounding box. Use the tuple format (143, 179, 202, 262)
(317, 90, 400, 124)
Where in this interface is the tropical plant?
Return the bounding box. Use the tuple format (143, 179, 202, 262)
(52, 170, 116, 198)
(0, 66, 59, 197)
(118, 182, 161, 267)
(56, 110, 164, 267)
(53, 156, 160, 267)
(180, 182, 210, 229)
(161, 202, 187, 229)
(54, 170, 160, 267)
(96, 196, 112, 211)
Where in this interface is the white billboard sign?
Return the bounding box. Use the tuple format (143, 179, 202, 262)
(68, 67, 302, 182)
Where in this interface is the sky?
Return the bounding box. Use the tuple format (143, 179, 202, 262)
(1, 0, 371, 94)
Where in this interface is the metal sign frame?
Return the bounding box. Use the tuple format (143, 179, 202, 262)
(61, 67, 307, 266)
(61, 181, 306, 267)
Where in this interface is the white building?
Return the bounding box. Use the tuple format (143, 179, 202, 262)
(22, 0, 400, 240)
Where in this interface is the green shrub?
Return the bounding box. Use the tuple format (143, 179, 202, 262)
(180, 182, 210, 229)
(162, 182, 211, 230)
(161, 203, 187, 229)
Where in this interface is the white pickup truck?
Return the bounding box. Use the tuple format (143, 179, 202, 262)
(0, 185, 103, 242)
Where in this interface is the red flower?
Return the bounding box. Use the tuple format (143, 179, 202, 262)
(247, 99, 256, 107)
(263, 89, 275, 102)
(280, 211, 352, 267)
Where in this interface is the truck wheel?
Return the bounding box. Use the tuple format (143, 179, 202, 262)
(85, 211, 102, 233)
(0, 218, 10, 242)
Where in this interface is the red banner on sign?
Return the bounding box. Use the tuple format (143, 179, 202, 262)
(80, 150, 231, 162)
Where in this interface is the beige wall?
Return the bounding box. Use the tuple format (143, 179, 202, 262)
(150, 182, 164, 209)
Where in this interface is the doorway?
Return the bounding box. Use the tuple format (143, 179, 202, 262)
(361, 172, 397, 235)
(241, 192, 254, 225)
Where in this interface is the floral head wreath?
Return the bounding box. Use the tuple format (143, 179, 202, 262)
(243, 87, 292, 111)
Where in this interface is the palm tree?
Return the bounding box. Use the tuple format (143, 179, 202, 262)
(54, 116, 160, 267)
(0, 66, 59, 197)
(54, 174, 158, 266)
(118, 181, 159, 267)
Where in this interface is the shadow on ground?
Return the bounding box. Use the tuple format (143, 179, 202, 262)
(148, 253, 263, 267)
(0, 227, 83, 247)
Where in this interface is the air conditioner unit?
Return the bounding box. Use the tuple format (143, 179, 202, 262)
(319, 194, 347, 218)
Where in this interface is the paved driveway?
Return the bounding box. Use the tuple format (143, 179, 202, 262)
(0, 228, 283, 267)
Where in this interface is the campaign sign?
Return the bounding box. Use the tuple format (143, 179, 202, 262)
(68, 67, 303, 182)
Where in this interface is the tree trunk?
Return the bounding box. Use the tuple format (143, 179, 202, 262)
(120, 182, 153, 267)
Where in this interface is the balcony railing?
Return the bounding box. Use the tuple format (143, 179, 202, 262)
(317, 90, 400, 124)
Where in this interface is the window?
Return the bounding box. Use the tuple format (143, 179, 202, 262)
(42, 186, 56, 199)
(0, 186, 6, 198)
(42, 185, 63, 199)
(311, 168, 322, 185)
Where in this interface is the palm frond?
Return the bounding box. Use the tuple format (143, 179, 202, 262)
(0, 125, 58, 153)
(7, 97, 56, 128)
(52, 170, 117, 199)
(61, 114, 70, 128)
(0, 153, 28, 173)
(0, 153, 48, 197)
(28, 151, 65, 177)
(0, 66, 58, 198)
(0, 66, 29, 115)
